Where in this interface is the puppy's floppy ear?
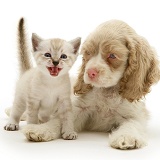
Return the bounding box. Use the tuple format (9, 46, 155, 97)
(119, 36, 160, 102)
(74, 57, 92, 95)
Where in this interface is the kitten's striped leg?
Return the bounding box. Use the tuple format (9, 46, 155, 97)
(4, 99, 26, 131)
(61, 111, 78, 140)
(5, 107, 27, 121)
(26, 95, 39, 124)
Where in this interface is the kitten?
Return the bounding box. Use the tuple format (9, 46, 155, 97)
(4, 17, 81, 140)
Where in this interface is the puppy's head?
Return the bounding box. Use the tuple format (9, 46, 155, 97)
(74, 20, 160, 101)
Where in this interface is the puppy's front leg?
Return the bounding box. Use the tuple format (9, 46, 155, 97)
(109, 120, 147, 149)
(22, 118, 61, 142)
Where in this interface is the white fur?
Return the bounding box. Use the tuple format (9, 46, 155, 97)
(72, 85, 148, 149)
(22, 56, 149, 149)
(4, 33, 81, 140)
(21, 19, 159, 150)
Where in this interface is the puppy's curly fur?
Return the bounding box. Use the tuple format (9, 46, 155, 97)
(74, 20, 159, 102)
(22, 20, 160, 149)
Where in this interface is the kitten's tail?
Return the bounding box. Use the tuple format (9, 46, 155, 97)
(17, 17, 32, 75)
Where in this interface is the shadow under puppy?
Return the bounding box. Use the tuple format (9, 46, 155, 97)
(4, 17, 81, 140)
(22, 19, 159, 149)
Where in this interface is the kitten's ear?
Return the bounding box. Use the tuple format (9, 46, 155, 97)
(69, 37, 81, 54)
(32, 33, 43, 51)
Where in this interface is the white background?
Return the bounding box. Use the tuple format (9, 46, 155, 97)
(0, 0, 160, 160)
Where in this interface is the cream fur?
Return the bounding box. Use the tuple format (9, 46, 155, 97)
(4, 18, 81, 140)
(22, 19, 159, 149)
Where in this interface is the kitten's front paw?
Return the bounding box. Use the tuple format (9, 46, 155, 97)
(62, 131, 78, 140)
(109, 134, 147, 150)
(4, 124, 19, 131)
(22, 124, 59, 142)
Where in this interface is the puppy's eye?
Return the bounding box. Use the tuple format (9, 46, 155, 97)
(60, 54, 67, 59)
(44, 53, 51, 57)
(108, 53, 116, 59)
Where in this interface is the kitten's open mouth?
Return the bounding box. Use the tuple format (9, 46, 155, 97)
(47, 67, 62, 76)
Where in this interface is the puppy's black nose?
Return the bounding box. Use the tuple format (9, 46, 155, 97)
(53, 61, 59, 66)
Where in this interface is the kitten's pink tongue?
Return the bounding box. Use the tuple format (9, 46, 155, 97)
(50, 67, 59, 76)
(47, 66, 62, 76)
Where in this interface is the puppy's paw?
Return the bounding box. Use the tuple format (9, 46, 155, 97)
(109, 134, 147, 150)
(22, 124, 59, 142)
(4, 123, 19, 131)
(62, 131, 78, 140)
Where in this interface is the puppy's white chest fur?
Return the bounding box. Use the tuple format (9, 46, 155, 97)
(74, 87, 122, 131)
(83, 87, 120, 110)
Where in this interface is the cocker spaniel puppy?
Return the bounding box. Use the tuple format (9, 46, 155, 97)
(22, 20, 160, 150)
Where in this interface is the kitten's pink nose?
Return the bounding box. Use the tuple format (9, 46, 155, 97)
(87, 68, 98, 79)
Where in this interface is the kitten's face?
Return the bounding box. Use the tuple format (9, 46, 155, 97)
(32, 34, 81, 77)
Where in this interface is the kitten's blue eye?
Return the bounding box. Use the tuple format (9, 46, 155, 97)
(44, 53, 51, 57)
(60, 54, 67, 59)
(108, 53, 116, 59)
